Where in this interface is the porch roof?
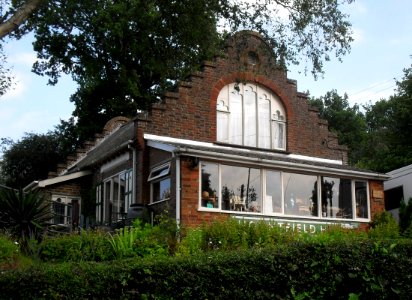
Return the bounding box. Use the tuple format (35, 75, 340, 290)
(145, 134, 390, 181)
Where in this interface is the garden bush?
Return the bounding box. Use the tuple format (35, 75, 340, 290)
(369, 211, 400, 239)
(0, 234, 19, 265)
(39, 229, 113, 262)
(1, 238, 412, 299)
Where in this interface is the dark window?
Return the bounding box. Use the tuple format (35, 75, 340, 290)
(385, 186, 404, 210)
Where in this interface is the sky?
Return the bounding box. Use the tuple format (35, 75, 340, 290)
(0, 0, 411, 143)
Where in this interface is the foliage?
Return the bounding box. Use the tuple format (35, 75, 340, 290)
(177, 219, 305, 254)
(0, 43, 13, 96)
(39, 229, 114, 263)
(399, 197, 412, 236)
(358, 64, 412, 172)
(109, 216, 177, 259)
(368, 211, 400, 239)
(0, 124, 79, 189)
(2, 218, 412, 298)
(4, 0, 353, 143)
(1, 239, 412, 299)
(108, 226, 140, 259)
(308, 90, 367, 164)
(0, 234, 19, 265)
(0, 188, 51, 253)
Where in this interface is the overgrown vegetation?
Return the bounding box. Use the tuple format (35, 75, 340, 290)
(0, 212, 411, 298)
(0, 188, 52, 254)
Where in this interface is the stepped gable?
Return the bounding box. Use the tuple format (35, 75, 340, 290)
(49, 117, 133, 178)
(142, 31, 348, 164)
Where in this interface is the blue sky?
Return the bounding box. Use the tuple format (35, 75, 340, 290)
(0, 0, 411, 143)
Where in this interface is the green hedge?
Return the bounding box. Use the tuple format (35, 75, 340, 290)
(1, 239, 412, 299)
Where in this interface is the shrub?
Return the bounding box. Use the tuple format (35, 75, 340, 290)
(369, 211, 400, 239)
(0, 235, 19, 265)
(176, 227, 203, 256)
(1, 239, 412, 299)
(0, 189, 52, 254)
(108, 217, 177, 259)
(39, 229, 113, 262)
(198, 218, 299, 252)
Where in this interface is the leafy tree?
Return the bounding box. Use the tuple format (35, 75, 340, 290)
(10, 0, 355, 143)
(359, 64, 412, 172)
(0, 188, 51, 254)
(309, 90, 367, 164)
(0, 44, 13, 96)
(0, 117, 80, 188)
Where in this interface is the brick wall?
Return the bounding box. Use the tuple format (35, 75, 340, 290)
(143, 31, 347, 163)
(369, 180, 386, 216)
(180, 157, 228, 227)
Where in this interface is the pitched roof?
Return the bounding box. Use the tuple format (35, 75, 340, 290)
(67, 120, 135, 173)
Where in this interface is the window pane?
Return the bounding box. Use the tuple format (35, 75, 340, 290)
(113, 177, 120, 219)
(217, 111, 229, 143)
(53, 199, 65, 224)
(104, 181, 112, 222)
(283, 173, 318, 217)
(221, 165, 261, 212)
(265, 170, 282, 213)
(120, 173, 126, 214)
(258, 97, 271, 149)
(153, 178, 171, 202)
(355, 181, 368, 218)
(244, 86, 257, 147)
(96, 185, 101, 222)
(67, 203, 72, 224)
(229, 91, 243, 145)
(201, 163, 219, 208)
(272, 121, 285, 149)
(149, 164, 170, 180)
(321, 177, 352, 219)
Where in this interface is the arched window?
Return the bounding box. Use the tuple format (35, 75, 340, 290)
(217, 83, 286, 150)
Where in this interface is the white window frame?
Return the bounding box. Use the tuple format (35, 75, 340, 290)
(353, 180, 370, 221)
(51, 195, 80, 226)
(149, 162, 172, 204)
(199, 161, 371, 222)
(97, 169, 133, 223)
(216, 82, 286, 150)
(96, 184, 103, 223)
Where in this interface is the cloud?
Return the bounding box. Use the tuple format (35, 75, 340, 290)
(8, 52, 37, 67)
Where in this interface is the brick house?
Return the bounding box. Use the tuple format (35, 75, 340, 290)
(26, 31, 389, 231)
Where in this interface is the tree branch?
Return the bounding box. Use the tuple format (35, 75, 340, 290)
(0, 0, 44, 39)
